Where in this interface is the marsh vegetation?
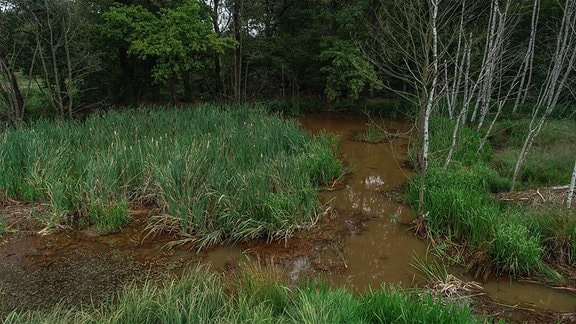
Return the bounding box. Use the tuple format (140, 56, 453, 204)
(0, 105, 342, 247)
(406, 115, 576, 282)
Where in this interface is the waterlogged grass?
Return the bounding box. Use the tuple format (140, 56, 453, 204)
(3, 266, 482, 323)
(407, 116, 559, 278)
(0, 104, 342, 246)
(89, 202, 129, 234)
(491, 222, 544, 277)
(518, 206, 576, 266)
(408, 166, 499, 246)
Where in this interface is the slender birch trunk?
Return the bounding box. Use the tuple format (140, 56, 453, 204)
(0, 62, 26, 124)
(568, 160, 576, 208)
(418, 0, 439, 217)
(512, 0, 539, 113)
(476, 0, 512, 131)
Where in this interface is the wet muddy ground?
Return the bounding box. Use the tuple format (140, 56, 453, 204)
(1, 113, 576, 322)
(0, 199, 375, 315)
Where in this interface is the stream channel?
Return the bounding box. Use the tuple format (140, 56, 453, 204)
(1, 113, 575, 318)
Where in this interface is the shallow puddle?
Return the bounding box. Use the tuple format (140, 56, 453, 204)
(482, 279, 576, 313)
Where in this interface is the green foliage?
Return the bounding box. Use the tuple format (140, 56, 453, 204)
(361, 286, 478, 323)
(102, 0, 235, 84)
(491, 222, 544, 277)
(518, 206, 576, 266)
(491, 119, 576, 188)
(410, 114, 575, 278)
(0, 216, 8, 237)
(3, 266, 482, 323)
(407, 166, 499, 246)
(408, 162, 554, 278)
(0, 104, 342, 246)
(320, 39, 381, 101)
(426, 117, 492, 168)
(287, 284, 363, 323)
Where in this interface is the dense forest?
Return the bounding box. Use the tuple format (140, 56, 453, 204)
(0, 0, 574, 118)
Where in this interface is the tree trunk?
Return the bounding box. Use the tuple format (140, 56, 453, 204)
(418, 0, 439, 217)
(568, 160, 576, 209)
(233, 0, 243, 102)
(210, 0, 225, 98)
(511, 0, 576, 191)
(119, 48, 136, 105)
(0, 51, 26, 124)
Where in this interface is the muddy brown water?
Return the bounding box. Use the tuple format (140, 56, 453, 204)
(1, 113, 576, 318)
(297, 114, 427, 289)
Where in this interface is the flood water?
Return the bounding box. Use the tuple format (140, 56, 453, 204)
(297, 114, 427, 290)
(1, 112, 576, 317)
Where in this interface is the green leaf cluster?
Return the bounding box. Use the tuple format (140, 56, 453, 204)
(102, 0, 235, 83)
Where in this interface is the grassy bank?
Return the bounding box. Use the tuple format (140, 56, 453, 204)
(3, 265, 481, 323)
(407, 116, 576, 280)
(0, 104, 342, 247)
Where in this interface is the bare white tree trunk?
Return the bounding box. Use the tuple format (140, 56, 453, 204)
(568, 160, 576, 208)
(512, 0, 540, 113)
(460, 37, 473, 124)
(418, 0, 439, 217)
(476, 0, 512, 131)
(23, 0, 99, 117)
(0, 51, 26, 124)
(445, 0, 467, 120)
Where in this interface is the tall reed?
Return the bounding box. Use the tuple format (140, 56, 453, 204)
(0, 104, 342, 244)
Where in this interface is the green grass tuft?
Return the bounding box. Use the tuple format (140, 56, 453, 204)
(409, 115, 576, 279)
(0, 216, 8, 237)
(0, 104, 343, 247)
(491, 221, 544, 277)
(90, 202, 130, 234)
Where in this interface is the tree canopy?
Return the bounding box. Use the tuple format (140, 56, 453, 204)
(0, 0, 573, 116)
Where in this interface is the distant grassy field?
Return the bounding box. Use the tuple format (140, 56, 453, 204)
(0, 104, 342, 247)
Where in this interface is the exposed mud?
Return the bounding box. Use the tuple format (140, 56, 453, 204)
(0, 199, 372, 315)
